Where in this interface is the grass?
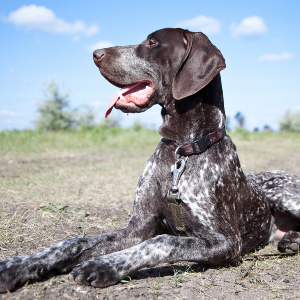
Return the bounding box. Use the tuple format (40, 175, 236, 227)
(2, 127, 300, 177)
(1, 127, 300, 154)
(0, 127, 300, 299)
(0, 126, 161, 155)
(151, 274, 164, 295)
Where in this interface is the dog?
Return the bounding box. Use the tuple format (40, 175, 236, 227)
(1, 28, 300, 292)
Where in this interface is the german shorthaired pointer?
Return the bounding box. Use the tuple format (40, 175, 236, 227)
(1, 28, 300, 292)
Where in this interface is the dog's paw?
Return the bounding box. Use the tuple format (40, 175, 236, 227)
(71, 259, 119, 288)
(278, 231, 300, 253)
(0, 257, 47, 293)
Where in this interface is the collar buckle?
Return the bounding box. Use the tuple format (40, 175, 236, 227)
(191, 134, 212, 154)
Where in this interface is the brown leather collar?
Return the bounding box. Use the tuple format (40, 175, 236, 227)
(162, 126, 226, 156)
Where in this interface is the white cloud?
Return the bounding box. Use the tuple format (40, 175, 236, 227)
(8, 68, 15, 73)
(258, 53, 295, 62)
(87, 41, 114, 52)
(231, 16, 267, 37)
(4, 4, 99, 37)
(176, 15, 221, 35)
(0, 110, 16, 117)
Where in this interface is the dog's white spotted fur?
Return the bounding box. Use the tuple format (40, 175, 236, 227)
(1, 28, 300, 292)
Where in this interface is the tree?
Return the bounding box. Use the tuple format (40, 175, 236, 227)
(36, 79, 73, 131)
(35, 79, 95, 131)
(279, 111, 300, 132)
(225, 116, 231, 131)
(262, 125, 273, 132)
(234, 112, 245, 128)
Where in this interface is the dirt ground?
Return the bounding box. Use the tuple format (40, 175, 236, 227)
(1, 135, 300, 299)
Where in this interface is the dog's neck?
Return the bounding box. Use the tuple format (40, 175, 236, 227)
(159, 73, 226, 145)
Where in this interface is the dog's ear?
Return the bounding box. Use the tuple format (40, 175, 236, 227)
(172, 31, 226, 100)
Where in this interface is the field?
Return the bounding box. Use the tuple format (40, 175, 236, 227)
(1, 128, 300, 299)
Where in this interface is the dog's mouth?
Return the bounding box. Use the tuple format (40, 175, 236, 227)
(105, 81, 154, 117)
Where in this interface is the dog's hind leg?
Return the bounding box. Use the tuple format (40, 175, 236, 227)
(247, 171, 300, 252)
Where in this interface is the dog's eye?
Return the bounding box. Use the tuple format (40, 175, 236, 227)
(146, 39, 157, 47)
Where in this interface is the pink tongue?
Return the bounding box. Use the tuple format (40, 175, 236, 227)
(105, 83, 141, 118)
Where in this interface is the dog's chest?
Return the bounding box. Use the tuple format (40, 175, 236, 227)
(162, 140, 240, 228)
(178, 156, 219, 226)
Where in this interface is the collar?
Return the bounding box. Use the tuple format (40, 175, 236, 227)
(161, 125, 226, 156)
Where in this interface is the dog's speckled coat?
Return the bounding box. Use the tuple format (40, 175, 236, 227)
(0, 28, 300, 292)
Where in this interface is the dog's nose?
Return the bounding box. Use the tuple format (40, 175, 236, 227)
(93, 49, 106, 63)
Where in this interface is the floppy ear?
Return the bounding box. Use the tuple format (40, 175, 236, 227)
(172, 31, 226, 100)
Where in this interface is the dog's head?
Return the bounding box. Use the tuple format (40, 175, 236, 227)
(93, 28, 225, 117)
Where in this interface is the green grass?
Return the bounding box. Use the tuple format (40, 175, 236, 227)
(229, 127, 300, 142)
(0, 127, 161, 155)
(1, 128, 300, 299)
(2, 127, 300, 156)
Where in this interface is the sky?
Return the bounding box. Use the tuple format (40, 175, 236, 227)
(0, 0, 299, 131)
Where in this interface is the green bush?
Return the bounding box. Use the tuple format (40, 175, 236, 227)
(35, 79, 95, 131)
(232, 127, 250, 140)
(35, 79, 74, 131)
(279, 111, 300, 132)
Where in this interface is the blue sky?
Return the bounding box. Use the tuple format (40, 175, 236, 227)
(0, 0, 299, 131)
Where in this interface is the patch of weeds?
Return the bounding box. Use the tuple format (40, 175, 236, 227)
(40, 203, 69, 213)
(171, 269, 184, 287)
(171, 264, 194, 288)
(103, 287, 113, 300)
(18, 246, 33, 256)
(132, 281, 149, 288)
(270, 293, 281, 299)
(22, 280, 30, 291)
(109, 214, 120, 230)
(194, 286, 213, 298)
(152, 274, 164, 295)
(192, 263, 206, 273)
(77, 226, 89, 238)
(249, 277, 261, 284)
(40, 203, 86, 218)
(237, 264, 246, 278)
(184, 263, 194, 274)
(69, 209, 86, 218)
(50, 277, 67, 285)
(35, 283, 46, 297)
(114, 276, 131, 285)
(208, 275, 216, 286)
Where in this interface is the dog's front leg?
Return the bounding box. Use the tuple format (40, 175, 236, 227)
(0, 157, 166, 293)
(72, 232, 241, 287)
(0, 212, 163, 293)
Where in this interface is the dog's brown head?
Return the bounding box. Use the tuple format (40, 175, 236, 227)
(93, 28, 225, 119)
